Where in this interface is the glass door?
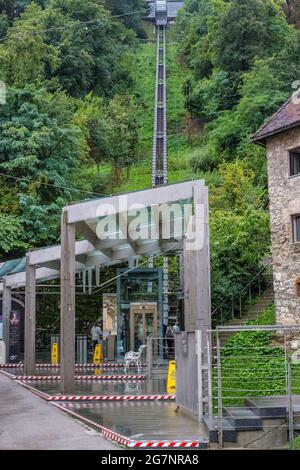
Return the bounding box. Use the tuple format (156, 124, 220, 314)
(130, 304, 158, 352)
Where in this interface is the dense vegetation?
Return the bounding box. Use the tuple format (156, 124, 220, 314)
(1, 1, 300, 326)
(216, 305, 300, 418)
(174, 0, 300, 313)
(0, 0, 144, 254)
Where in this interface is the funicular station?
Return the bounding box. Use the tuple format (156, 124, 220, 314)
(1, 1, 300, 451)
(0, 180, 210, 448)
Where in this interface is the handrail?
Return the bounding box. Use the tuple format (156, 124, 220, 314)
(211, 261, 273, 324)
(239, 262, 271, 296)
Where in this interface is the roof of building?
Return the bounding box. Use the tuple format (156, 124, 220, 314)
(252, 92, 300, 144)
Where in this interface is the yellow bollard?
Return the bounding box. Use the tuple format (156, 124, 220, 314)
(93, 343, 103, 364)
(51, 343, 59, 365)
(167, 360, 176, 394)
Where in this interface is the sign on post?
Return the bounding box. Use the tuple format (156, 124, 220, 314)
(9, 310, 20, 363)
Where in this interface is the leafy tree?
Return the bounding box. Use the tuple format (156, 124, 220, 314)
(104, 0, 148, 37)
(0, 3, 59, 87)
(0, 213, 28, 256)
(105, 94, 139, 184)
(45, 0, 136, 97)
(0, 85, 86, 247)
(213, 0, 289, 74)
(74, 93, 110, 171)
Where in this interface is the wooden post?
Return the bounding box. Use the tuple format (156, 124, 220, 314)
(60, 211, 76, 394)
(2, 278, 11, 362)
(24, 260, 36, 375)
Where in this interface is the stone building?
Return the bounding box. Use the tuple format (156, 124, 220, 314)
(253, 95, 300, 324)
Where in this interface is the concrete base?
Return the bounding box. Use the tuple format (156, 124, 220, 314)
(209, 418, 287, 450)
(0, 373, 118, 450)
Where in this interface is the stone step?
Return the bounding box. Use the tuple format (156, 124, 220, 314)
(223, 407, 263, 432)
(203, 415, 237, 444)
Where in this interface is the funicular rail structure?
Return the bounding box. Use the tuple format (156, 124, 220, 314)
(152, 2, 169, 326)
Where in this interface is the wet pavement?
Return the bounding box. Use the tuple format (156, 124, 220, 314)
(29, 378, 167, 396)
(60, 401, 207, 441)
(6, 367, 145, 377)
(0, 373, 118, 450)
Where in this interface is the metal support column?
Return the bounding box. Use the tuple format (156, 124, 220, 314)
(60, 211, 76, 393)
(2, 278, 11, 362)
(24, 259, 36, 375)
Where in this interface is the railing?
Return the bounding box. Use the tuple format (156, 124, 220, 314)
(211, 261, 273, 326)
(210, 325, 300, 449)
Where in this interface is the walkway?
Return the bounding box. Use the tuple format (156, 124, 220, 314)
(0, 373, 118, 450)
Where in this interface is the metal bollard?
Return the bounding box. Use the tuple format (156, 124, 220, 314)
(76, 335, 88, 364)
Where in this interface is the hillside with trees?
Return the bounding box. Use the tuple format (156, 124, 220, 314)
(0, 0, 299, 324)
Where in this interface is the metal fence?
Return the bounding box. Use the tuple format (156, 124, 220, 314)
(209, 325, 300, 449)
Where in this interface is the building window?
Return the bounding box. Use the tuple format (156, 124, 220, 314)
(293, 215, 300, 242)
(289, 149, 300, 176)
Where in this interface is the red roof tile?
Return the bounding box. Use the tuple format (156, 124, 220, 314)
(252, 93, 300, 143)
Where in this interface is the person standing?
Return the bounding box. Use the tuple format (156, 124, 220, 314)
(173, 321, 181, 334)
(91, 322, 102, 352)
(165, 323, 174, 359)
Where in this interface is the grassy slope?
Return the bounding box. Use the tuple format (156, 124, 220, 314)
(118, 26, 204, 193)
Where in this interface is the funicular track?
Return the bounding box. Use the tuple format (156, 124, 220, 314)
(152, 25, 167, 188)
(151, 24, 169, 327)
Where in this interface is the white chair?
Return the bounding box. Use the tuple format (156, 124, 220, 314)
(124, 344, 147, 374)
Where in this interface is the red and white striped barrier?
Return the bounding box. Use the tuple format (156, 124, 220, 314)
(0, 363, 23, 369)
(127, 441, 202, 448)
(48, 394, 175, 402)
(14, 375, 146, 381)
(0, 363, 146, 369)
(51, 402, 207, 449)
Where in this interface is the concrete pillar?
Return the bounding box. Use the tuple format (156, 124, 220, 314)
(60, 211, 76, 393)
(2, 278, 11, 362)
(24, 260, 36, 374)
(176, 182, 211, 420)
(183, 183, 211, 331)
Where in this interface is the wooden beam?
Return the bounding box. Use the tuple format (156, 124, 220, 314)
(24, 260, 36, 375)
(60, 212, 76, 393)
(66, 180, 203, 224)
(119, 212, 137, 254)
(28, 240, 94, 266)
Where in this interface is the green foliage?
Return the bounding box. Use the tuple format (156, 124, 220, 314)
(246, 304, 276, 326)
(213, 0, 289, 74)
(0, 3, 59, 87)
(294, 435, 300, 450)
(209, 161, 270, 311)
(104, 0, 148, 37)
(217, 305, 300, 407)
(0, 1, 141, 255)
(219, 305, 284, 406)
(0, 213, 28, 255)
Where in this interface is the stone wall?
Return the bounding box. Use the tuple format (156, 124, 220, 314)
(267, 127, 300, 324)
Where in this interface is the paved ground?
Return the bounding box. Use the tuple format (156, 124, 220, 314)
(62, 401, 208, 441)
(0, 373, 119, 450)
